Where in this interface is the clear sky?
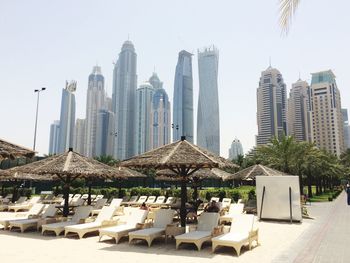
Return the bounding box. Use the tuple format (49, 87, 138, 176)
(1, 0, 349, 158)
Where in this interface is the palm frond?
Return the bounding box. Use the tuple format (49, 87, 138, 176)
(279, 0, 301, 35)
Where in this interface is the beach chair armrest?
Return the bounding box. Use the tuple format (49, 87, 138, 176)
(28, 214, 40, 219)
(189, 225, 197, 232)
(136, 222, 153, 229)
(212, 225, 224, 237)
(249, 228, 259, 237)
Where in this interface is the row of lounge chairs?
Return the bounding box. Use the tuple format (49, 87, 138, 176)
(0, 196, 259, 256)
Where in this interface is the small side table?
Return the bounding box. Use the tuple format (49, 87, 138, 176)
(165, 225, 185, 243)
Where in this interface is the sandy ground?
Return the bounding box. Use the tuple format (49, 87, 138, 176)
(0, 216, 313, 263)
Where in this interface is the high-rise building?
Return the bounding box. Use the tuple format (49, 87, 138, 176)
(74, 118, 85, 154)
(228, 138, 244, 160)
(256, 66, 287, 145)
(96, 110, 115, 157)
(57, 81, 76, 153)
(173, 50, 194, 143)
(48, 120, 60, 155)
(112, 40, 137, 160)
(151, 85, 171, 149)
(309, 70, 345, 156)
(149, 72, 163, 89)
(197, 46, 220, 155)
(106, 97, 113, 112)
(136, 82, 155, 155)
(84, 66, 106, 157)
(342, 109, 350, 150)
(287, 79, 312, 142)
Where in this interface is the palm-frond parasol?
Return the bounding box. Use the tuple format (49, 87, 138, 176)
(0, 138, 35, 162)
(122, 136, 237, 227)
(0, 149, 145, 216)
(223, 164, 287, 181)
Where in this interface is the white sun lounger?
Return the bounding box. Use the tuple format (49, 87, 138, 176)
(0, 203, 45, 230)
(64, 206, 118, 239)
(145, 196, 156, 204)
(8, 204, 58, 232)
(221, 198, 232, 209)
(175, 212, 220, 250)
(0, 196, 27, 211)
(91, 198, 122, 216)
(129, 209, 175, 247)
(212, 214, 259, 256)
(99, 208, 149, 243)
(219, 203, 245, 224)
(8, 196, 41, 212)
(41, 206, 92, 236)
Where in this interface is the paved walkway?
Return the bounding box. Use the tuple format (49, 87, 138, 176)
(273, 191, 350, 263)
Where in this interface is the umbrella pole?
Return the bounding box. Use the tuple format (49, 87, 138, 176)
(88, 183, 92, 205)
(63, 176, 70, 217)
(12, 180, 18, 203)
(180, 168, 187, 228)
(118, 179, 122, 198)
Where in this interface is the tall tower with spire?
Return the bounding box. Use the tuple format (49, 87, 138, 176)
(256, 65, 287, 145)
(173, 50, 194, 143)
(112, 40, 137, 160)
(84, 65, 106, 157)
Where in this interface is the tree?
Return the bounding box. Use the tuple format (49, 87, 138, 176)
(256, 134, 297, 174)
(279, 0, 301, 34)
(94, 155, 120, 166)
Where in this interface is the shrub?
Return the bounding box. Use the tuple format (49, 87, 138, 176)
(248, 189, 256, 200)
(328, 196, 333, 201)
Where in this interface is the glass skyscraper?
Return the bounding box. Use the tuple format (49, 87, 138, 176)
(256, 66, 287, 145)
(48, 120, 60, 155)
(228, 138, 243, 160)
(96, 110, 115, 156)
(197, 46, 220, 154)
(57, 81, 76, 153)
(84, 66, 106, 157)
(136, 82, 155, 155)
(112, 40, 137, 160)
(151, 81, 171, 149)
(173, 50, 194, 143)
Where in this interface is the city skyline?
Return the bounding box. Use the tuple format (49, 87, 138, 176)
(2, 1, 350, 158)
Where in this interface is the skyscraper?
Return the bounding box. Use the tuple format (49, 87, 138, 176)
(256, 66, 287, 145)
(151, 83, 171, 149)
(48, 120, 60, 155)
(57, 81, 76, 153)
(342, 109, 350, 150)
(173, 50, 194, 143)
(74, 118, 85, 154)
(197, 46, 220, 154)
(112, 40, 137, 160)
(228, 138, 244, 160)
(84, 66, 106, 157)
(149, 72, 163, 89)
(309, 70, 345, 156)
(287, 79, 312, 142)
(136, 82, 155, 155)
(96, 110, 115, 156)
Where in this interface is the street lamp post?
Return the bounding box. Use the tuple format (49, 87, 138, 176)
(33, 87, 46, 151)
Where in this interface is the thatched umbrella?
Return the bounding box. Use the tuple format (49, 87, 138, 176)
(223, 164, 286, 182)
(156, 168, 236, 200)
(0, 138, 35, 162)
(121, 136, 237, 227)
(0, 149, 143, 216)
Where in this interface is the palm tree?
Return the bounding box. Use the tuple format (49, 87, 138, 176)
(94, 155, 120, 166)
(279, 0, 301, 34)
(256, 134, 297, 174)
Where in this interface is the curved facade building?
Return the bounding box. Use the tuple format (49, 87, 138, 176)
(84, 66, 106, 157)
(197, 46, 220, 154)
(151, 87, 171, 149)
(173, 50, 194, 142)
(112, 40, 137, 160)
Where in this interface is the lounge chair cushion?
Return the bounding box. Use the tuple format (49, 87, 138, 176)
(212, 232, 248, 243)
(176, 231, 211, 240)
(100, 224, 134, 235)
(130, 227, 164, 237)
(65, 222, 101, 230)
